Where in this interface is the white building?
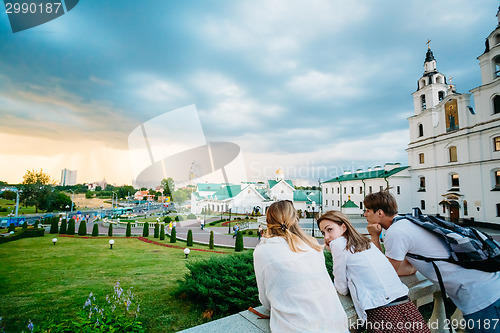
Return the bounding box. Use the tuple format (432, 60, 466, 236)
(60, 168, 77, 186)
(407, 7, 500, 225)
(191, 169, 320, 215)
(321, 164, 411, 215)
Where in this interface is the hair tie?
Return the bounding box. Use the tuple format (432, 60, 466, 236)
(281, 223, 287, 231)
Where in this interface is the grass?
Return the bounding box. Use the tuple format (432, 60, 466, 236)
(0, 235, 236, 332)
(0, 198, 42, 216)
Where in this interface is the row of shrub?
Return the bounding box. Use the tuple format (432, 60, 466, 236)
(0, 228, 45, 244)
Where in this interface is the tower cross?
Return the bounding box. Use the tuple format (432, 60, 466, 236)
(426, 39, 431, 49)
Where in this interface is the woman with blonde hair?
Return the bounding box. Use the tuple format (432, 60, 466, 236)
(317, 210, 429, 333)
(253, 201, 348, 332)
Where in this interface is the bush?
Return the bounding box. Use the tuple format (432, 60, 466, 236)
(170, 227, 176, 243)
(92, 223, 99, 237)
(0, 228, 45, 244)
(248, 231, 253, 236)
(34, 220, 39, 229)
(186, 229, 193, 246)
(67, 218, 75, 235)
(78, 220, 87, 236)
(159, 224, 165, 240)
(242, 230, 247, 235)
(142, 222, 149, 237)
(187, 213, 196, 219)
(154, 223, 159, 238)
(174, 216, 180, 222)
(0, 207, 7, 212)
(22, 221, 28, 229)
(209, 231, 214, 250)
(174, 251, 259, 316)
(59, 219, 67, 234)
(108, 223, 113, 237)
(235, 231, 244, 252)
(163, 216, 172, 223)
(50, 217, 58, 234)
(126, 222, 132, 237)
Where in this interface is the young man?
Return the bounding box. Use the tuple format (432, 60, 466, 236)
(363, 191, 500, 333)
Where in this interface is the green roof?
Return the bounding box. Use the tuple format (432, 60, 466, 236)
(293, 190, 320, 204)
(324, 166, 409, 183)
(211, 185, 242, 200)
(256, 188, 270, 200)
(268, 179, 294, 189)
(197, 183, 222, 191)
(342, 200, 359, 208)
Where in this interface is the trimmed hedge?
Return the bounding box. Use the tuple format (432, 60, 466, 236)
(169, 227, 176, 243)
(143, 222, 149, 237)
(67, 219, 75, 235)
(108, 223, 113, 237)
(186, 229, 193, 246)
(159, 224, 165, 240)
(0, 228, 45, 244)
(174, 251, 259, 316)
(235, 231, 244, 252)
(78, 220, 87, 236)
(126, 222, 131, 237)
(154, 223, 159, 238)
(92, 223, 99, 237)
(209, 230, 214, 249)
(59, 219, 67, 234)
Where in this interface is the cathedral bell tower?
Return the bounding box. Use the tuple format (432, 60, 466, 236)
(411, 42, 449, 115)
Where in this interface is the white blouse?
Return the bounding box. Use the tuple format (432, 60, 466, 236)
(329, 236, 408, 322)
(254, 237, 349, 333)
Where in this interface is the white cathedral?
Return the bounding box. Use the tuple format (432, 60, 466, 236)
(323, 7, 500, 226)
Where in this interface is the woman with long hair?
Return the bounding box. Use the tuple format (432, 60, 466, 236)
(317, 210, 429, 333)
(253, 200, 348, 332)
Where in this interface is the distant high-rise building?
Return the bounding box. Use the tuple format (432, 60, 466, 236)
(60, 168, 77, 186)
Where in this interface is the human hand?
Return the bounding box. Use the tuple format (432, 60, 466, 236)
(366, 223, 382, 237)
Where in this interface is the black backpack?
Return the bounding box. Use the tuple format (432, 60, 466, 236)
(394, 208, 500, 332)
(394, 208, 500, 272)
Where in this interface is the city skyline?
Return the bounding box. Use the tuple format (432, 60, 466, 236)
(1, 1, 498, 186)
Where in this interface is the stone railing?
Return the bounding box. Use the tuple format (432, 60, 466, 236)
(178, 272, 464, 333)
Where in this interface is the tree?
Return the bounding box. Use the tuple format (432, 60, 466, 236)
(169, 227, 176, 243)
(154, 223, 159, 238)
(108, 223, 113, 237)
(126, 222, 131, 237)
(187, 229, 193, 246)
(142, 222, 149, 237)
(1, 190, 16, 201)
(8, 223, 15, 232)
(67, 218, 75, 235)
(22, 221, 27, 229)
(59, 219, 67, 234)
(209, 231, 214, 249)
(85, 191, 93, 199)
(50, 217, 58, 234)
(78, 220, 87, 236)
(19, 169, 56, 213)
(39, 191, 72, 212)
(92, 224, 99, 237)
(161, 178, 174, 198)
(160, 224, 165, 240)
(235, 231, 244, 252)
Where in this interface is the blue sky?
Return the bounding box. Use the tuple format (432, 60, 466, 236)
(0, 0, 498, 186)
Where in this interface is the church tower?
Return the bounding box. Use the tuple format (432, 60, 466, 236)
(411, 44, 449, 115)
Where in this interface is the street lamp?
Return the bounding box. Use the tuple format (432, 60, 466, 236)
(184, 247, 190, 259)
(52, 238, 58, 245)
(109, 239, 115, 249)
(69, 189, 75, 212)
(311, 201, 316, 237)
(228, 204, 232, 234)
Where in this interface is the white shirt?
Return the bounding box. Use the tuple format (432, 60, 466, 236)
(329, 237, 408, 322)
(254, 237, 349, 333)
(384, 218, 500, 315)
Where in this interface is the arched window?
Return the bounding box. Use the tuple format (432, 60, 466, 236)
(436, 76, 442, 84)
(419, 177, 426, 191)
(420, 79, 426, 89)
(495, 170, 500, 189)
(438, 91, 445, 101)
(494, 95, 500, 114)
(421, 95, 426, 110)
(419, 153, 425, 164)
(464, 200, 468, 216)
(449, 146, 457, 162)
(494, 55, 500, 78)
(494, 136, 500, 151)
(421, 200, 426, 210)
(418, 124, 424, 137)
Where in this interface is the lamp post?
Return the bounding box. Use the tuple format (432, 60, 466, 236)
(227, 204, 232, 234)
(52, 238, 57, 245)
(109, 239, 114, 249)
(311, 201, 316, 237)
(69, 189, 74, 212)
(184, 247, 190, 259)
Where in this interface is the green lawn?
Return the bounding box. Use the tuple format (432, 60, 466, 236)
(0, 198, 42, 216)
(0, 235, 234, 332)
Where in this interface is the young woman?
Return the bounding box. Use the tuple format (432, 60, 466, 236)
(253, 201, 348, 332)
(317, 210, 430, 333)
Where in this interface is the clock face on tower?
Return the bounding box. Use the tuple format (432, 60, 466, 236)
(445, 99, 459, 132)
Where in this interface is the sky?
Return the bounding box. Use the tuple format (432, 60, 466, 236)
(0, 0, 498, 187)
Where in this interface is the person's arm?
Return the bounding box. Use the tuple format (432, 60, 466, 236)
(253, 253, 271, 310)
(367, 223, 383, 252)
(387, 257, 417, 276)
(330, 242, 349, 295)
